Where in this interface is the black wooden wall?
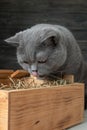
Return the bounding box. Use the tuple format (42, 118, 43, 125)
(0, 0, 87, 69)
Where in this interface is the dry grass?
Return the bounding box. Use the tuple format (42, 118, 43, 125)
(0, 75, 71, 90)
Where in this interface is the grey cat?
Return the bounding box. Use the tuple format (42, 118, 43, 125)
(5, 24, 87, 107)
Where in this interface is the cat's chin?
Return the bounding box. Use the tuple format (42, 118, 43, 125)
(36, 74, 47, 80)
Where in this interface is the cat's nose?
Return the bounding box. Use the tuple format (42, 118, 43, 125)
(32, 70, 38, 77)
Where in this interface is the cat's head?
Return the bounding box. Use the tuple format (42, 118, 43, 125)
(5, 24, 67, 78)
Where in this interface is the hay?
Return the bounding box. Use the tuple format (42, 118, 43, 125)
(0, 75, 71, 90)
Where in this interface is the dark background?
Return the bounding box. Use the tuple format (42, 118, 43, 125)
(0, 0, 87, 70)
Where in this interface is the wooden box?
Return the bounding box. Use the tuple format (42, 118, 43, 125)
(0, 70, 84, 130)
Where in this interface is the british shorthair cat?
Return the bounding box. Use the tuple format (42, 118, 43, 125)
(5, 24, 87, 107)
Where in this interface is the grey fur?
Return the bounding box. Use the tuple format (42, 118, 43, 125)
(5, 24, 87, 107)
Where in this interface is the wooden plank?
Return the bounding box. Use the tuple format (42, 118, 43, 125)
(78, 40, 87, 49)
(10, 70, 30, 78)
(0, 91, 9, 130)
(8, 83, 84, 130)
(63, 75, 74, 83)
(0, 79, 11, 85)
(71, 30, 87, 40)
(0, 70, 14, 79)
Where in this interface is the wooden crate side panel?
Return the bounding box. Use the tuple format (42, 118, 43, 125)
(63, 75, 74, 83)
(0, 79, 11, 85)
(0, 91, 9, 130)
(9, 84, 84, 130)
(0, 70, 14, 78)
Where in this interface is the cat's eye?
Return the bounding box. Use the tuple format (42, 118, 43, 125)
(23, 61, 28, 64)
(38, 60, 47, 64)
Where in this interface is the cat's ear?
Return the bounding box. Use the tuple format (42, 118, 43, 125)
(4, 31, 23, 47)
(47, 36, 58, 46)
(50, 36, 57, 46)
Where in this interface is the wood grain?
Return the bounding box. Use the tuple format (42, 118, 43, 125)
(0, 70, 14, 78)
(63, 75, 74, 83)
(10, 70, 30, 78)
(0, 91, 9, 130)
(7, 83, 84, 130)
(0, 79, 10, 85)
